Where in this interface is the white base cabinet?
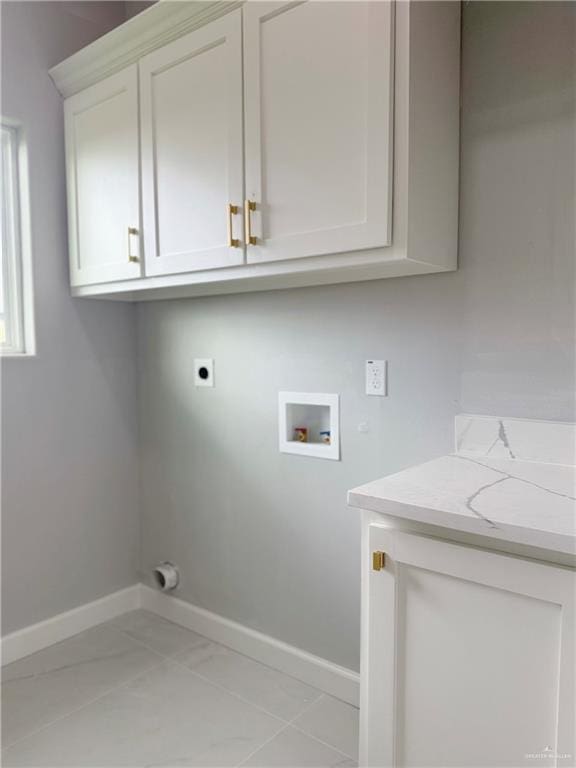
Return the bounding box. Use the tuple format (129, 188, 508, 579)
(51, 0, 460, 301)
(362, 523, 575, 767)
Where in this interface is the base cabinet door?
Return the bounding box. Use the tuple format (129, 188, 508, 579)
(139, 11, 245, 277)
(364, 526, 575, 767)
(243, 1, 394, 265)
(64, 65, 141, 286)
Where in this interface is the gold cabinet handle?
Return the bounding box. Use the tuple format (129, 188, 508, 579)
(127, 227, 139, 263)
(372, 551, 386, 571)
(227, 204, 240, 247)
(244, 199, 257, 246)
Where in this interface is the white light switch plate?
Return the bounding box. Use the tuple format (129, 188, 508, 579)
(366, 360, 387, 396)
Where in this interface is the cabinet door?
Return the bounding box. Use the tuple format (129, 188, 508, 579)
(64, 66, 141, 286)
(140, 11, 244, 277)
(243, 1, 394, 265)
(365, 526, 575, 767)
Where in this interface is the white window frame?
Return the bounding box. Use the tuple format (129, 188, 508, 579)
(1, 119, 35, 356)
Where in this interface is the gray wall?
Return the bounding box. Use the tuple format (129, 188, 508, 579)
(1, 2, 140, 634)
(138, 1, 575, 672)
(459, 1, 575, 419)
(1, 0, 574, 667)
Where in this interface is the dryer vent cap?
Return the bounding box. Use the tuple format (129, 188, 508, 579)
(153, 562, 179, 591)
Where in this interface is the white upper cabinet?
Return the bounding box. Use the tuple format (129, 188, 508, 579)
(139, 11, 244, 276)
(64, 65, 141, 286)
(51, 1, 460, 300)
(243, 1, 393, 264)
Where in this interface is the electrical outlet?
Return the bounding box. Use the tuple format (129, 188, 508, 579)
(366, 360, 387, 396)
(194, 358, 214, 387)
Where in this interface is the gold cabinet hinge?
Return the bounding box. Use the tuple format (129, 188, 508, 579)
(372, 551, 386, 571)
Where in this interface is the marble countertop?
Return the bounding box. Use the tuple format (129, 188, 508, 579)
(348, 416, 576, 555)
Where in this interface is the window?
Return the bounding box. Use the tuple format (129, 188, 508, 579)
(1, 121, 34, 355)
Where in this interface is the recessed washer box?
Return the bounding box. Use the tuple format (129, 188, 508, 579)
(278, 392, 340, 461)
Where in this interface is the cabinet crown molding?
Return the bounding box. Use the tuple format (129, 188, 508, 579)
(49, 0, 242, 98)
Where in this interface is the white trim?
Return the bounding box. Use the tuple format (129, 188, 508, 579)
(0, 120, 35, 356)
(69, 254, 448, 302)
(140, 586, 359, 706)
(1, 585, 141, 666)
(14, 118, 35, 355)
(49, 1, 241, 98)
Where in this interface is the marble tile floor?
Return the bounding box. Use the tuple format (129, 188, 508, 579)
(1, 610, 358, 767)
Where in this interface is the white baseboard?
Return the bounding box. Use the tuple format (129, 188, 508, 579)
(140, 585, 360, 706)
(1, 585, 141, 666)
(1, 583, 360, 707)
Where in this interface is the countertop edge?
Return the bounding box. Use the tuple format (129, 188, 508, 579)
(347, 489, 576, 557)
